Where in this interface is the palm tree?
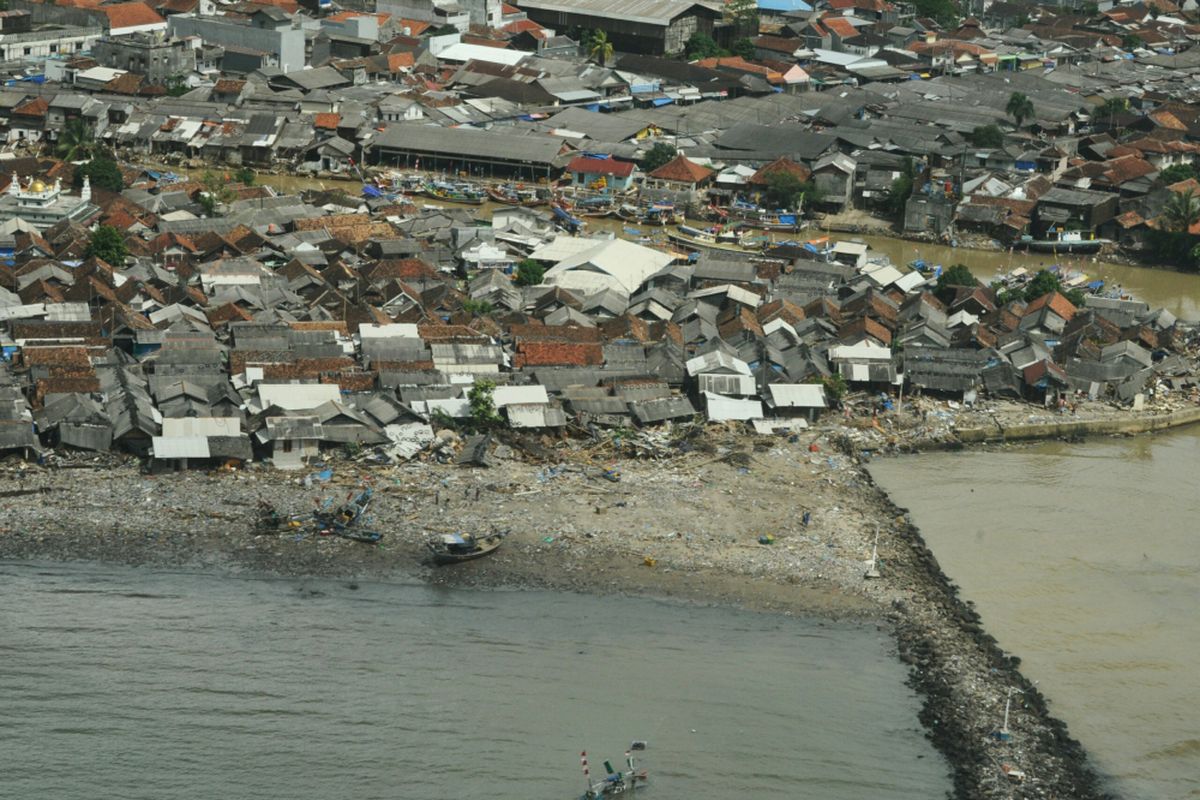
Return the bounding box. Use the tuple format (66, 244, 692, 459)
(1162, 188, 1200, 232)
(56, 117, 96, 162)
(1006, 92, 1035, 129)
(1096, 96, 1128, 131)
(588, 29, 614, 66)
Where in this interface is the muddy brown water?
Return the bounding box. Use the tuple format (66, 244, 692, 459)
(0, 562, 950, 799)
(871, 428, 1200, 800)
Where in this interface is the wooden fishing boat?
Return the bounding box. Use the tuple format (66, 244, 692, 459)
(426, 530, 506, 564)
(1019, 230, 1108, 253)
(668, 224, 760, 254)
(486, 185, 546, 207)
(422, 182, 485, 205)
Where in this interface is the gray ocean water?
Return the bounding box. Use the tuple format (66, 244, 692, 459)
(0, 562, 949, 800)
(872, 428, 1200, 800)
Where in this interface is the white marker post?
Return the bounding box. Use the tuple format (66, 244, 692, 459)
(864, 526, 881, 579)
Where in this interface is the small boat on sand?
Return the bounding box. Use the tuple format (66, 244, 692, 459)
(426, 530, 506, 564)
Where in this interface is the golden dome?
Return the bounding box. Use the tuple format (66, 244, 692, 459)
(29, 179, 45, 193)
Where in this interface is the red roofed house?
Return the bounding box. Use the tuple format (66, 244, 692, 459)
(567, 155, 637, 192)
(646, 154, 714, 190)
(100, 2, 167, 35)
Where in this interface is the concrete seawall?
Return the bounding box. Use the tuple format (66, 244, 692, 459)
(953, 406, 1200, 444)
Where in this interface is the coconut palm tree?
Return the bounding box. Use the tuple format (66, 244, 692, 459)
(56, 117, 97, 162)
(1006, 91, 1035, 129)
(1162, 188, 1200, 232)
(588, 29, 614, 66)
(1096, 96, 1128, 131)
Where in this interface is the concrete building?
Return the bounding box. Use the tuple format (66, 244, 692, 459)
(0, 176, 99, 232)
(92, 34, 197, 84)
(376, 0, 470, 32)
(167, 9, 305, 72)
(0, 25, 101, 62)
(515, 0, 722, 55)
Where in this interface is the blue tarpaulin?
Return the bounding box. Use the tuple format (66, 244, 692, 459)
(362, 184, 383, 197)
(779, 214, 796, 225)
(651, 97, 674, 107)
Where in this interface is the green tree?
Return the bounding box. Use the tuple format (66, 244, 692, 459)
(882, 157, 917, 219)
(967, 124, 1004, 148)
(56, 117, 97, 162)
(86, 225, 128, 265)
(685, 32, 725, 60)
(934, 263, 977, 303)
(811, 373, 848, 404)
(1006, 92, 1035, 129)
(199, 169, 237, 216)
(639, 141, 677, 172)
(165, 74, 189, 97)
(731, 37, 757, 59)
(235, 166, 256, 185)
(461, 298, 493, 316)
(74, 155, 124, 193)
(912, 0, 959, 26)
(1158, 163, 1197, 185)
(467, 379, 503, 431)
(514, 259, 544, 287)
(588, 29, 614, 66)
(1021, 269, 1085, 306)
(1162, 187, 1200, 232)
(763, 171, 818, 210)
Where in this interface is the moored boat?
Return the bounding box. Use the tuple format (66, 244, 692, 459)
(668, 224, 760, 253)
(1020, 230, 1108, 253)
(422, 181, 486, 205)
(426, 530, 506, 564)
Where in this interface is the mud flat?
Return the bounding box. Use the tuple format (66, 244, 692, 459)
(0, 439, 1112, 799)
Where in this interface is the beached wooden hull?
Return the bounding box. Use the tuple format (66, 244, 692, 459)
(427, 534, 504, 564)
(668, 231, 760, 254)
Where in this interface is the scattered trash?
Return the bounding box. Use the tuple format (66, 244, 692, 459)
(643, 556, 658, 567)
(757, 533, 775, 545)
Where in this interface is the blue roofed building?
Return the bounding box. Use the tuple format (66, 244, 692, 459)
(758, 0, 813, 12)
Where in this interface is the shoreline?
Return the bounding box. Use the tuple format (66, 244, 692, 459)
(1, 432, 1118, 799)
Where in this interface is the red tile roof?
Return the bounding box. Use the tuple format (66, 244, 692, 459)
(13, 97, 48, 118)
(648, 154, 714, 185)
(566, 155, 635, 178)
(314, 112, 341, 130)
(513, 341, 604, 368)
(750, 156, 811, 185)
(1024, 291, 1077, 322)
(100, 2, 165, 30)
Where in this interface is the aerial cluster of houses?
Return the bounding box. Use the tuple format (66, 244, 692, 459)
(0, 0, 1198, 245)
(0, 157, 1193, 469)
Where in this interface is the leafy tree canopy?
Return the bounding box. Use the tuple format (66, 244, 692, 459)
(74, 155, 124, 193)
(467, 379, 503, 431)
(1158, 163, 1197, 185)
(935, 263, 977, 302)
(639, 141, 677, 173)
(514, 259, 545, 287)
(86, 225, 128, 266)
(685, 32, 724, 60)
(763, 170, 819, 210)
(967, 124, 1004, 148)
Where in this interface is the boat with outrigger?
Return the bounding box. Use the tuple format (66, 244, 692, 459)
(577, 741, 648, 799)
(422, 179, 486, 205)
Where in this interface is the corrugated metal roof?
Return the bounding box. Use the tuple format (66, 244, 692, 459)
(766, 383, 826, 408)
(258, 383, 341, 411)
(518, 0, 720, 26)
(162, 417, 242, 437)
(152, 436, 211, 459)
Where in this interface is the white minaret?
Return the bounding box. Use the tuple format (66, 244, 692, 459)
(80, 175, 91, 203)
(6, 175, 17, 196)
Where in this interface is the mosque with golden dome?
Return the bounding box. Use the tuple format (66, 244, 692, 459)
(0, 174, 101, 231)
